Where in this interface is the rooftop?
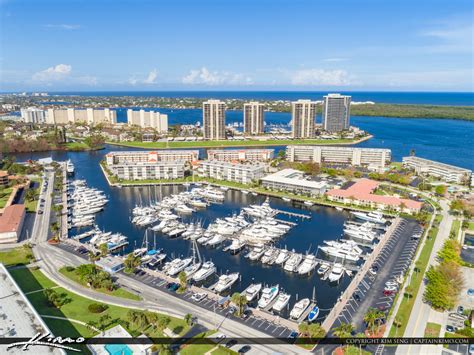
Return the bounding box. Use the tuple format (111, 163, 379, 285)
(403, 156, 472, 173)
(0, 204, 25, 234)
(261, 169, 328, 189)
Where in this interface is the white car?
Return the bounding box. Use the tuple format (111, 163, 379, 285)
(191, 292, 207, 302)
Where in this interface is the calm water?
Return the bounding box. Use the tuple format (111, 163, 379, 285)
(48, 91, 474, 106)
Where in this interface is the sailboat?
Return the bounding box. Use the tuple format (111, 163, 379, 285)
(184, 240, 202, 278)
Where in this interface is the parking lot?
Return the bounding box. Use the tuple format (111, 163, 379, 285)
(58, 241, 294, 340)
(329, 219, 422, 334)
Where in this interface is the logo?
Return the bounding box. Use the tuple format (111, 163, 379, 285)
(7, 332, 85, 352)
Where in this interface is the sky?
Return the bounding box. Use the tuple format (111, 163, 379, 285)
(0, 0, 473, 92)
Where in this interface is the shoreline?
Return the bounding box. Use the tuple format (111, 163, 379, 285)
(105, 134, 373, 150)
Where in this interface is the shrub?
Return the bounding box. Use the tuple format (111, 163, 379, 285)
(64, 266, 75, 272)
(88, 303, 109, 313)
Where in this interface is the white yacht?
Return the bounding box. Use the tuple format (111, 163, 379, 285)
(328, 263, 344, 282)
(317, 262, 331, 276)
(351, 210, 386, 224)
(66, 160, 75, 175)
(297, 254, 318, 275)
(227, 239, 245, 254)
(258, 285, 279, 309)
(247, 246, 266, 261)
(192, 261, 216, 282)
(283, 253, 303, 272)
(261, 248, 279, 264)
(290, 298, 310, 319)
(272, 293, 291, 312)
(166, 257, 193, 277)
(214, 273, 239, 293)
(274, 249, 290, 265)
(184, 262, 202, 278)
(242, 283, 262, 302)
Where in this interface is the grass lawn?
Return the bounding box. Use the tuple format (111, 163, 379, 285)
(450, 219, 461, 238)
(10, 268, 190, 339)
(0, 187, 13, 208)
(108, 137, 363, 149)
(179, 330, 235, 355)
(66, 141, 91, 151)
(59, 266, 141, 301)
(468, 222, 474, 231)
(9, 267, 56, 293)
(424, 322, 441, 338)
(389, 214, 442, 337)
(0, 246, 34, 267)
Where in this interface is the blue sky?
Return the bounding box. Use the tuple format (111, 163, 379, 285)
(1, 0, 473, 91)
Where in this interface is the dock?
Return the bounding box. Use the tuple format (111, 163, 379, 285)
(296, 301, 317, 323)
(109, 241, 129, 252)
(273, 209, 311, 220)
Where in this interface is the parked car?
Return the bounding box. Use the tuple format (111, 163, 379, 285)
(191, 293, 207, 302)
(368, 267, 377, 276)
(446, 325, 455, 333)
(166, 282, 179, 292)
(225, 339, 238, 348)
(241, 309, 252, 319)
(214, 333, 226, 343)
(457, 306, 464, 315)
(353, 293, 361, 302)
(238, 345, 251, 354)
(287, 331, 298, 344)
(227, 306, 237, 316)
(468, 289, 474, 296)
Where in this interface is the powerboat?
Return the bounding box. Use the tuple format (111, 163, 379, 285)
(248, 246, 266, 261)
(290, 298, 310, 319)
(328, 263, 344, 283)
(351, 210, 386, 224)
(166, 257, 193, 277)
(214, 273, 239, 293)
(272, 292, 291, 312)
(192, 261, 216, 282)
(297, 254, 318, 275)
(242, 283, 262, 302)
(227, 239, 245, 254)
(307, 305, 320, 322)
(274, 249, 290, 265)
(66, 160, 75, 175)
(258, 285, 279, 309)
(317, 262, 331, 276)
(283, 253, 303, 272)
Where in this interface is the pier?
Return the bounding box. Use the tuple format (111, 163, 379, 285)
(273, 209, 311, 220)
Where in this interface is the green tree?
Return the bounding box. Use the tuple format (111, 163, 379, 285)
(177, 271, 187, 293)
(44, 289, 69, 308)
(127, 310, 148, 329)
(98, 243, 108, 257)
(363, 308, 385, 335)
(435, 185, 447, 195)
(333, 322, 354, 338)
(124, 253, 141, 274)
(184, 313, 193, 326)
(231, 292, 248, 317)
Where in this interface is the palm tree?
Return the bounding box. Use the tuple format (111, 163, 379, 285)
(178, 271, 187, 293)
(364, 307, 385, 335)
(98, 243, 108, 257)
(231, 292, 248, 316)
(184, 313, 193, 326)
(333, 322, 354, 338)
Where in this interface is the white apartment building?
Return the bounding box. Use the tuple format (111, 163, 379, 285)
(105, 150, 199, 166)
(286, 145, 392, 169)
(322, 93, 351, 132)
(291, 100, 317, 138)
(197, 161, 266, 184)
(261, 169, 328, 196)
(20, 107, 47, 123)
(46, 108, 117, 125)
(108, 161, 186, 181)
(127, 109, 168, 133)
(203, 100, 226, 140)
(402, 156, 472, 184)
(243, 102, 265, 135)
(207, 149, 274, 162)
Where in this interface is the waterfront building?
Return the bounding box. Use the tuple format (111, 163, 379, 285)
(46, 108, 117, 125)
(291, 100, 317, 138)
(261, 169, 328, 196)
(207, 149, 274, 162)
(105, 150, 199, 165)
(402, 156, 472, 184)
(322, 93, 351, 132)
(243, 102, 265, 135)
(326, 179, 422, 214)
(197, 161, 266, 184)
(107, 160, 186, 181)
(0, 204, 25, 244)
(20, 107, 47, 123)
(0, 264, 64, 355)
(127, 109, 168, 133)
(203, 100, 226, 140)
(96, 256, 125, 274)
(286, 145, 391, 170)
(0, 171, 9, 186)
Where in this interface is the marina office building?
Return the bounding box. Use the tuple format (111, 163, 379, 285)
(46, 108, 117, 125)
(20, 107, 47, 123)
(322, 93, 351, 132)
(197, 161, 266, 184)
(203, 100, 226, 140)
(207, 149, 274, 162)
(286, 145, 392, 170)
(127, 109, 168, 133)
(402, 156, 472, 184)
(105, 150, 199, 165)
(243, 101, 265, 135)
(261, 169, 328, 196)
(291, 100, 317, 138)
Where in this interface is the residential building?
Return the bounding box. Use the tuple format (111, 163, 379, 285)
(291, 100, 317, 138)
(402, 156, 472, 184)
(105, 150, 198, 165)
(197, 161, 266, 184)
(243, 102, 265, 135)
(202, 100, 226, 140)
(0, 204, 26, 244)
(0, 171, 9, 186)
(20, 107, 47, 123)
(0, 264, 65, 355)
(286, 145, 391, 170)
(207, 149, 274, 162)
(322, 93, 351, 132)
(88, 325, 152, 355)
(107, 161, 186, 181)
(127, 109, 168, 132)
(46, 108, 117, 125)
(326, 179, 422, 214)
(261, 169, 327, 196)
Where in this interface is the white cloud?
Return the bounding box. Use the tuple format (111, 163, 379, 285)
(291, 69, 353, 86)
(44, 24, 81, 30)
(32, 64, 72, 82)
(182, 67, 253, 86)
(379, 69, 473, 89)
(323, 58, 348, 62)
(420, 18, 473, 54)
(143, 69, 158, 84)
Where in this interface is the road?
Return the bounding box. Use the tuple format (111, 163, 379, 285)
(397, 199, 454, 355)
(31, 169, 55, 245)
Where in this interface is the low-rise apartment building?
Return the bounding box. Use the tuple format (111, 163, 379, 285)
(107, 161, 186, 181)
(0, 204, 26, 244)
(286, 145, 391, 170)
(402, 156, 472, 184)
(261, 169, 327, 196)
(105, 150, 199, 165)
(197, 161, 266, 184)
(207, 149, 274, 162)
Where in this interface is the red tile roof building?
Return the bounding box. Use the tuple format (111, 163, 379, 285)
(326, 178, 422, 214)
(0, 204, 26, 243)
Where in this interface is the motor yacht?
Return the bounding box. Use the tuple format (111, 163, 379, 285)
(247, 246, 266, 261)
(274, 249, 290, 265)
(296, 254, 318, 275)
(214, 273, 239, 293)
(242, 283, 262, 302)
(258, 285, 279, 309)
(328, 263, 344, 283)
(317, 262, 331, 276)
(272, 293, 291, 312)
(166, 257, 193, 277)
(351, 210, 386, 224)
(290, 298, 310, 319)
(283, 253, 303, 272)
(192, 261, 216, 282)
